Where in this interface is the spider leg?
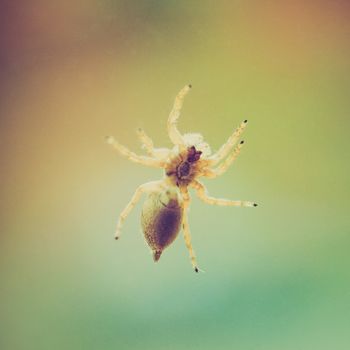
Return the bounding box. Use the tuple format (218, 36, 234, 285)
(136, 128, 172, 161)
(106, 136, 165, 168)
(202, 140, 245, 178)
(180, 187, 200, 272)
(167, 85, 191, 148)
(191, 180, 257, 207)
(115, 180, 165, 239)
(207, 119, 248, 166)
(136, 128, 155, 156)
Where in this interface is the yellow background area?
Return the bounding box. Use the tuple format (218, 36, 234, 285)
(1, 1, 349, 349)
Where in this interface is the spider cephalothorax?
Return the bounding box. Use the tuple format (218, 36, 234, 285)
(165, 146, 204, 187)
(106, 84, 258, 272)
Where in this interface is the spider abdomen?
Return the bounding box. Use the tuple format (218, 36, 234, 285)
(141, 188, 183, 262)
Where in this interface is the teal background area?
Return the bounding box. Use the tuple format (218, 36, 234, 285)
(1, 1, 349, 349)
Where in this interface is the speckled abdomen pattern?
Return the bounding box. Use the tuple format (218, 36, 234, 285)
(141, 191, 183, 261)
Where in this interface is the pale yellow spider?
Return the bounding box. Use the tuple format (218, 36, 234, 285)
(106, 85, 257, 272)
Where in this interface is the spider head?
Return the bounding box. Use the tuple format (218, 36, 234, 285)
(182, 133, 212, 158)
(187, 146, 202, 163)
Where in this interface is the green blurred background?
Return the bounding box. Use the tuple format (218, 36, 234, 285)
(1, 1, 349, 349)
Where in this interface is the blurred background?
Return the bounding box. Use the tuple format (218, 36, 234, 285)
(1, 1, 349, 349)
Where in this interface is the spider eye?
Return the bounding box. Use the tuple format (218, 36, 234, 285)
(187, 146, 202, 163)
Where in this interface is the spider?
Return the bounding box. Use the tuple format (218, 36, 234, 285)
(106, 85, 257, 272)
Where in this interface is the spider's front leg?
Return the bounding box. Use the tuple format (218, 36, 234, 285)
(167, 84, 191, 148)
(115, 180, 165, 239)
(136, 128, 172, 160)
(106, 136, 165, 168)
(180, 187, 200, 272)
(136, 128, 155, 157)
(203, 140, 245, 178)
(191, 180, 257, 207)
(207, 119, 248, 166)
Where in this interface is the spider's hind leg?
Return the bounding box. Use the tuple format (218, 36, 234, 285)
(180, 187, 200, 273)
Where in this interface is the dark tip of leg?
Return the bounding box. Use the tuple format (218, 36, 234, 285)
(253, 203, 258, 207)
(194, 267, 199, 273)
(240, 140, 245, 144)
(188, 84, 192, 88)
(244, 119, 248, 123)
(115, 236, 119, 240)
(153, 250, 162, 262)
